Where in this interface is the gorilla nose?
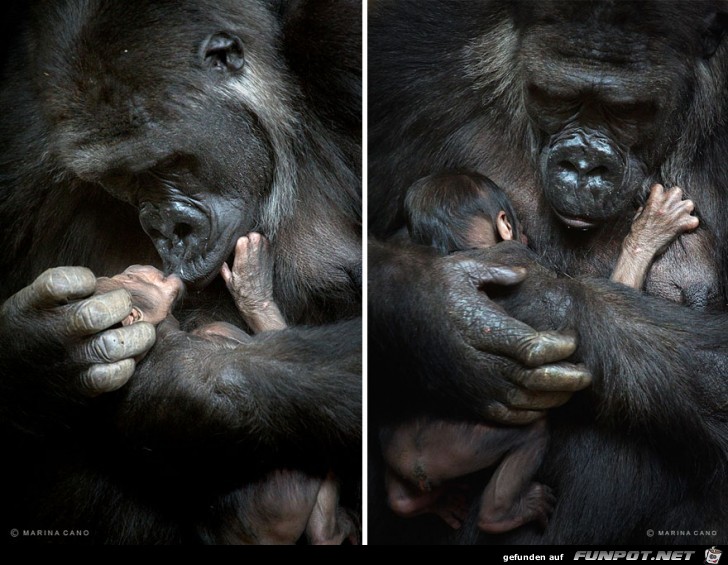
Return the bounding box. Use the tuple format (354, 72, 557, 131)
(546, 131, 623, 195)
(138, 201, 209, 272)
(552, 157, 611, 189)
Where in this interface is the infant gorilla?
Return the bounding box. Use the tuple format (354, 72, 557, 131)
(97, 233, 356, 545)
(382, 172, 698, 533)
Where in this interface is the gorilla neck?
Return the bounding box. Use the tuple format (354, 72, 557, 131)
(267, 126, 361, 325)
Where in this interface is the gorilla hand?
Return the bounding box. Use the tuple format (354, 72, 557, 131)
(0, 267, 156, 396)
(369, 240, 591, 424)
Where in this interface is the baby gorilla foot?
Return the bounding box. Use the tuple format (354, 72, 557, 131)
(478, 482, 555, 534)
(221, 233, 287, 333)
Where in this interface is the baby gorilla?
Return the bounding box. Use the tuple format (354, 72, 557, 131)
(383, 172, 698, 533)
(96, 234, 356, 545)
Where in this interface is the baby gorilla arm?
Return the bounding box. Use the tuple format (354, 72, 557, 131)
(612, 184, 699, 289)
(221, 233, 287, 333)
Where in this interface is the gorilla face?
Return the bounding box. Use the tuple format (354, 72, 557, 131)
(514, 0, 725, 229)
(36, 0, 291, 288)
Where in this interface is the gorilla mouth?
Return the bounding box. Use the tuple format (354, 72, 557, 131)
(184, 260, 224, 291)
(551, 209, 600, 230)
(138, 197, 247, 291)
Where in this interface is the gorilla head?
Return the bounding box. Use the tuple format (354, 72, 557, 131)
(35, 1, 303, 288)
(512, 0, 728, 229)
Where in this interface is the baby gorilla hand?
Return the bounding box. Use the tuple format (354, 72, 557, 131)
(627, 184, 699, 256)
(221, 233, 287, 333)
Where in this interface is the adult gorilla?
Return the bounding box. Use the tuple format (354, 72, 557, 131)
(369, 0, 728, 545)
(0, 0, 361, 544)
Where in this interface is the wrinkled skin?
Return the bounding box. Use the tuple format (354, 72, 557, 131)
(370, 241, 590, 425)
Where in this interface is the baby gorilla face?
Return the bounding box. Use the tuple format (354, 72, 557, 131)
(96, 265, 185, 326)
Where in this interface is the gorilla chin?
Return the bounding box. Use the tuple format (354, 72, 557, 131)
(172, 233, 245, 291)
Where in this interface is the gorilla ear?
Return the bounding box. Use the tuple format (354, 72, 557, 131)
(702, 11, 728, 58)
(201, 32, 245, 72)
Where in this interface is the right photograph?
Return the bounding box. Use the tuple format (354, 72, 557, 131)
(368, 0, 728, 545)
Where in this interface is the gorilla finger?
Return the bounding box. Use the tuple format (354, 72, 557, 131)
(665, 185, 684, 202)
(79, 358, 136, 396)
(506, 388, 574, 410)
(19, 266, 96, 310)
(646, 183, 664, 201)
(678, 199, 694, 213)
(461, 261, 527, 288)
(678, 216, 700, 231)
(232, 236, 250, 270)
(513, 329, 578, 367)
(511, 361, 592, 391)
(484, 402, 545, 425)
(72, 322, 156, 364)
(220, 262, 232, 286)
(65, 288, 133, 335)
(247, 231, 263, 247)
(468, 315, 577, 366)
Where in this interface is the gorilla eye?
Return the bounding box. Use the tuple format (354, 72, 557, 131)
(525, 83, 580, 133)
(526, 83, 579, 113)
(606, 100, 657, 123)
(201, 32, 245, 72)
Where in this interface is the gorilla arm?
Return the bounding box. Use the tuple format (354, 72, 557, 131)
(115, 317, 362, 454)
(378, 238, 728, 453)
(519, 270, 728, 450)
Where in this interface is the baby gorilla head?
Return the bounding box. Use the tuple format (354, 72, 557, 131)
(96, 265, 185, 326)
(404, 171, 524, 254)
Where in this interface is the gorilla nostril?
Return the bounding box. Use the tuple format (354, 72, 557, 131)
(173, 223, 193, 241)
(587, 165, 609, 178)
(557, 160, 578, 172)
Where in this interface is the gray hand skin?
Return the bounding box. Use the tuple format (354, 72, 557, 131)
(0, 266, 156, 396)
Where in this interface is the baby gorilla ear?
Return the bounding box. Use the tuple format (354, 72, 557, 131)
(201, 31, 245, 72)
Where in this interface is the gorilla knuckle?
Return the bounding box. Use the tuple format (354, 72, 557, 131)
(519, 331, 575, 367)
(34, 267, 92, 302)
(123, 322, 157, 353)
(73, 289, 132, 332)
(80, 359, 135, 396)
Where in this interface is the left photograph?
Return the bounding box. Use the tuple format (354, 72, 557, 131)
(0, 0, 361, 545)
